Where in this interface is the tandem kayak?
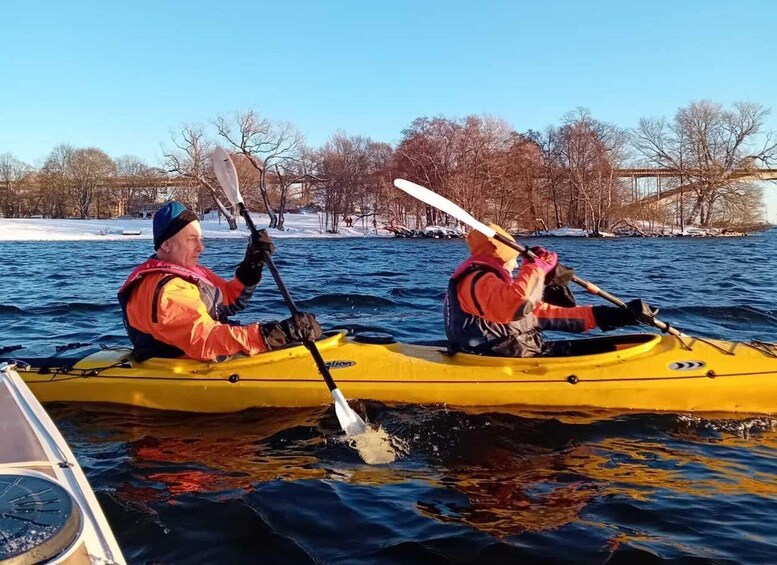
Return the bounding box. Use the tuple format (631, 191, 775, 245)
(0, 362, 125, 564)
(12, 331, 777, 415)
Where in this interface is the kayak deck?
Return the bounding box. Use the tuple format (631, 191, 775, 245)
(0, 363, 125, 564)
(17, 332, 777, 415)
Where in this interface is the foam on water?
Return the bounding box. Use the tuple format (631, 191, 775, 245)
(348, 425, 410, 465)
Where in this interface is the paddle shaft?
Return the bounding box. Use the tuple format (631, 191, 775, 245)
(237, 204, 339, 393)
(491, 233, 682, 338)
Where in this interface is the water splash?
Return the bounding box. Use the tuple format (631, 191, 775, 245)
(677, 413, 777, 438)
(348, 424, 409, 465)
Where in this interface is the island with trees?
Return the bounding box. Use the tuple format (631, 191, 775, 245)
(1, 100, 775, 238)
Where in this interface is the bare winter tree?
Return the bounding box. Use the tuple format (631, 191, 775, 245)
(68, 148, 116, 218)
(394, 115, 520, 230)
(40, 144, 75, 218)
(632, 100, 777, 227)
(495, 133, 543, 229)
(0, 153, 32, 217)
(113, 155, 162, 217)
(712, 182, 766, 227)
(316, 132, 373, 233)
(215, 111, 304, 229)
(536, 126, 567, 229)
(361, 141, 394, 233)
(554, 109, 628, 234)
(394, 116, 461, 227)
(164, 126, 215, 214)
(270, 146, 326, 230)
(450, 115, 514, 228)
(295, 146, 326, 206)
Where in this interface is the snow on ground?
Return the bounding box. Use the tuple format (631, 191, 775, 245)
(1, 214, 750, 242)
(423, 225, 463, 237)
(612, 219, 748, 237)
(531, 227, 616, 237)
(0, 213, 393, 242)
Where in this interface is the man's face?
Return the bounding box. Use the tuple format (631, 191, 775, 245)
(160, 221, 204, 268)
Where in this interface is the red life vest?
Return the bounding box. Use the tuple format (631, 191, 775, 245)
(444, 255, 544, 357)
(117, 258, 224, 361)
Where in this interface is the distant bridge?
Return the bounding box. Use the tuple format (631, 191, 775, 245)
(4, 175, 197, 192)
(614, 168, 777, 181)
(613, 168, 777, 206)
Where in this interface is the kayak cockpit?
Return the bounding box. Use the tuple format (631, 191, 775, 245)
(408, 332, 662, 361)
(545, 333, 661, 357)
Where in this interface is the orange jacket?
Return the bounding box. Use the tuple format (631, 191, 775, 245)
(122, 261, 268, 361)
(456, 259, 597, 332)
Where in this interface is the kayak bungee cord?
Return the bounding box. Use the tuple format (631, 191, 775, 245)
(742, 340, 777, 358)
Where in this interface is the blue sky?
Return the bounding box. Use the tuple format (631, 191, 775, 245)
(2, 0, 776, 219)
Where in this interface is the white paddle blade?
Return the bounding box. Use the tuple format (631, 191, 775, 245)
(212, 147, 243, 206)
(393, 179, 496, 238)
(331, 388, 368, 436)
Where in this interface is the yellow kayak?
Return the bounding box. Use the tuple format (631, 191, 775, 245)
(18, 332, 777, 415)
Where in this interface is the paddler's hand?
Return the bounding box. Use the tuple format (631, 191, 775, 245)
(592, 299, 657, 331)
(626, 299, 658, 324)
(235, 261, 262, 287)
(289, 312, 323, 342)
(522, 246, 558, 278)
(236, 230, 275, 286)
(261, 313, 323, 350)
(245, 229, 275, 265)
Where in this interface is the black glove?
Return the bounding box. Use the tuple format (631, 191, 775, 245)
(245, 229, 275, 266)
(235, 260, 262, 287)
(542, 262, 577, 306)
(592, 299, 656, 332)
(543, 284, 577, 307)
(261, 313, 323, 350)
(626, 298, 658, 324)
(545, 262, 575, 287)
(235, 230, 275, 286)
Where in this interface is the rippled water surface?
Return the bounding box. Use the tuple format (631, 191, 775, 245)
(2, 231, 777, 564)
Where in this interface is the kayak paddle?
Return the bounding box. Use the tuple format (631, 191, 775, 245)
(213, 147, 369, 437)
(393, 178, 685, 338)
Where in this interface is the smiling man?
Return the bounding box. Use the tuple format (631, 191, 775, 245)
(118, 201, 321, 362)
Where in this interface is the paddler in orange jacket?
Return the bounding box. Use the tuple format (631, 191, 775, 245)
(444, 224, 654, 357)
(118, 201, 322, 362)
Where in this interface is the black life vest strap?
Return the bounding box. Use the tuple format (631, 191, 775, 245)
(151, 275, 176, 323)
(468, 271, 489, 317)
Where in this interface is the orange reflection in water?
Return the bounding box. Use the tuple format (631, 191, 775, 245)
(415, 415, 777, 538)
(64, 402, 777, 539)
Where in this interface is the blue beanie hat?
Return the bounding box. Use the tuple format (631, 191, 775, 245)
(153, 202, 198, 250)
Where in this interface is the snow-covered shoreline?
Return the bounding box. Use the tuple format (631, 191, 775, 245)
(0, 214, 765, 242)
(0, 213, 392, 242)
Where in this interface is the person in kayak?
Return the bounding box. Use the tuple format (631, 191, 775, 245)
(118, 201, 322, 362)
(444, 224, 655, 357)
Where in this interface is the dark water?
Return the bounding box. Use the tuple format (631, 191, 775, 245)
(2, 232, 777, 564)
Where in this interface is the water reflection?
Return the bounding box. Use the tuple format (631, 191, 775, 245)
(61, 403, 777, 535)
